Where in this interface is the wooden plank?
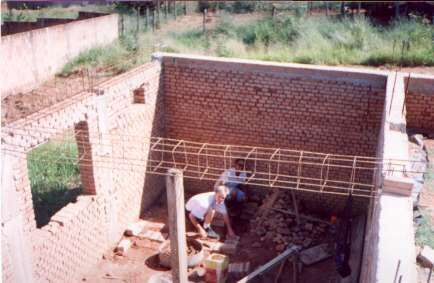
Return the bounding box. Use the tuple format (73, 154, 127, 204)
(273, 259, 287, 283)
(259, 189, 281, 214)
(237, 245, 300, 283)
(166, 168, 188, 283)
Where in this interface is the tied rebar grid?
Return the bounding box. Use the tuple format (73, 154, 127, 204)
(4, 124, 422, 199)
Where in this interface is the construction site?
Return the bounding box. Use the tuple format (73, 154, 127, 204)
(1, 2, 434, 283)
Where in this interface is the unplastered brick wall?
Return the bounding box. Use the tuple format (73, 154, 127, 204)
(1, 61, 164, 282)
(161, 54, 388, 213)
(405, 75, 434, 133)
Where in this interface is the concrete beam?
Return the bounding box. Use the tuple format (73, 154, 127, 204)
(382, 176, 414, 196)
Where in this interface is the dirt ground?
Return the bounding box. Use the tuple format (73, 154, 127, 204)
(418, 139, 434, 224)
(78, 191, 341, 283)
(414, 137, 434, 283)
(1, 12, 267, 126)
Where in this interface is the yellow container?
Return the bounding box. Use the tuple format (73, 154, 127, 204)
(204, 253, 229, 283)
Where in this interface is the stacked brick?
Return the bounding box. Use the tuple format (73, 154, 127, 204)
(406, 91, 434, 132)
(162, 55, 387, 211)
(1, 62, 165, 282)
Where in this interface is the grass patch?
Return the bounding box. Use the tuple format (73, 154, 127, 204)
(59, 12, 433, 78)
(170, 14, 434, 67)
(28, 137, 82, 227)
(415, 211, 434, 249)
(1, 4, 114, 22)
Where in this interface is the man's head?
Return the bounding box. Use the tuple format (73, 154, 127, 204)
(234, 159, 245, 171)
(214, 185, 229, 204)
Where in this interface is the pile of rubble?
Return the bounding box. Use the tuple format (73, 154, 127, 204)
(248, 191, 331, 252)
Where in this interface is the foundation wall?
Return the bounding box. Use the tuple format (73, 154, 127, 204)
(405, 75, 434, 133)
(0, 13, 118, 98)
(161, 54, 387, 213)
(1, 62, 164, 282)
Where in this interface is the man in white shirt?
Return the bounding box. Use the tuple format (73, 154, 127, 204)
(185, 185, 236, 239)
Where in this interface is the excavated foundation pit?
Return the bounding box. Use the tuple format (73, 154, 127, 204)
(8, 54, 434, 283)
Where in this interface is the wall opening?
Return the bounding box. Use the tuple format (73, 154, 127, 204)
(27, 130, 82, 228)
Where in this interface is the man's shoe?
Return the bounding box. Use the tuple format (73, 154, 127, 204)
(205, 227, 220, 240)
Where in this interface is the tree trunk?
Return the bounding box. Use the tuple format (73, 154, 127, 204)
(340, 1, 345, 16)
(120, 13, 124, 35)
(152, 9, 155, 32)
(174, 0, 177, 20)
(145, 7, 149, 29)
(325, 2, 328, 16)
(164, 0, 168, 19)
(136, 7, 139, 33)
(156, 0, 160, 29)
(202, 9, 206, 33)
(395, 2, 400, 20)
(357, 2, 361, 14)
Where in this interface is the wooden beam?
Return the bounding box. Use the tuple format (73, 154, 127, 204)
(290, 190, 300, 225)
(237, 246, 300, 283)
(166, 168, 188, 283)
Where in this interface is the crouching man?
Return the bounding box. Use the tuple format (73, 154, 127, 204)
(185, 185, 236, 239)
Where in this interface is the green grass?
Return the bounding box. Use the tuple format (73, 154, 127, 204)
(169, 14, 434, 67)
(27, 137, 82, 227)
(58, 12, 433, 78)
(416, 211, 434, 249)
(1, 4, 114, 22)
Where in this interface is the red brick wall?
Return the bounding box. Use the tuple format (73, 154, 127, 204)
(405, 77, 434, 132)
(162, 55, 387, 213)
(1, 62, 165, 282)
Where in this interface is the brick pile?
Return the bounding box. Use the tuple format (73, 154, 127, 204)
(249, 191, 331, 253)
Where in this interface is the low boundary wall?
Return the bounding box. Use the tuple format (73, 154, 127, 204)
(1, 13, 118, 98)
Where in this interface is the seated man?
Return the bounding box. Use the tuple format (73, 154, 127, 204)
(185, 185, 236, 239)
(215, 158, 248, 202)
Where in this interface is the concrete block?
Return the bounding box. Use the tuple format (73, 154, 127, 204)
(115, 239, 132, 256)
(382, 176, 414, 196)
(228, 262, 250, 273)
(124, 221, 147, 237)
(418, 246, 434, 267)
(220, 242, 238, 255)
(139, 230, 165, 242)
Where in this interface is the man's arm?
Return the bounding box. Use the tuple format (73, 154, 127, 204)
(223, 213, 236, 237)
(189, 212, 207, 238)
